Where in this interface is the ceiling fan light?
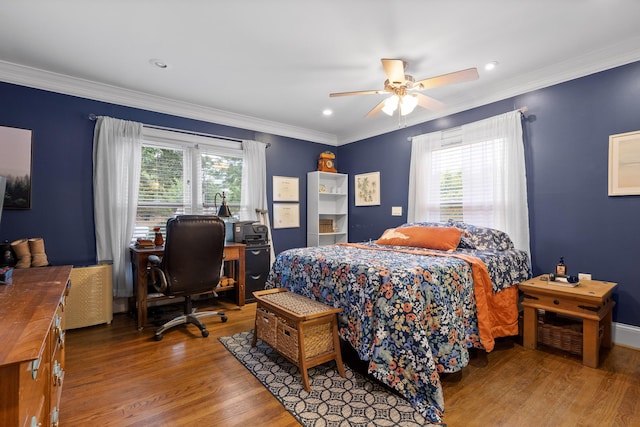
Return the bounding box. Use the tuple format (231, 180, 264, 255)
(400, 94, 418, 116)
(382, 95, 399, 116)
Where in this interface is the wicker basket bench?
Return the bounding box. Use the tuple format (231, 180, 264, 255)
(252, 288, 346, 391)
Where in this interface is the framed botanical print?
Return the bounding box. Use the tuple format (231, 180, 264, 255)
(355, 171, 380, 206)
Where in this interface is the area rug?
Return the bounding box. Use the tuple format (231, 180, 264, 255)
(219, 330, 438, 427)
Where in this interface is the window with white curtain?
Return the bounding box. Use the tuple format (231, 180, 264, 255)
(409, 111, 529, 252)
(427, 128, 506, 225)
(134, 127, 243, 240)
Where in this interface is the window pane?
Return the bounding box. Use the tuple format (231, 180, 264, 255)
(201, 153, 243, 216)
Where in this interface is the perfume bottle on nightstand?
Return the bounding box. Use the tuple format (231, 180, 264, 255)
(555, 257, 567, 276)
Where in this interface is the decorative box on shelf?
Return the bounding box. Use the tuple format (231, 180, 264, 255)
(319, 219, 334, 233)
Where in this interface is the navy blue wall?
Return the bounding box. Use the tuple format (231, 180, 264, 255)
(339, 62, 640, 327)
(1, 60, 639, 327)
(0, 82, 324, 263)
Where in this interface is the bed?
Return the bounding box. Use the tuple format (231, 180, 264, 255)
(264, 220, 531, 423)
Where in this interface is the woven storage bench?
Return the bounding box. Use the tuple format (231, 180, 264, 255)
(252, 288, 345, 391)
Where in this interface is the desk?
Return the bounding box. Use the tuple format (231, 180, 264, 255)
(129, 242, 246, 330)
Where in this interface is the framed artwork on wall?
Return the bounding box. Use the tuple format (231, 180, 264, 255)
(273, 203, 300, 228)
(355, 171, 380, 206)
(608, 130, 640, 196)
(0, 125, 33, 209)
(272, 176, 299, 202)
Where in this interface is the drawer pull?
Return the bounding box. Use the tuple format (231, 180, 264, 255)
(30, 416, 42, 427)
(53, 360, 64, 386)
(51, 407, 60, 427)
(250, 274, 263, 280)
(553, 299, 560, 305)
(31, 357, 41, 380)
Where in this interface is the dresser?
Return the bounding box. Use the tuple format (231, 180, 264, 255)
(0, 266, 72, 427)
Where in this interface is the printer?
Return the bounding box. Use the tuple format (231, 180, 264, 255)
(233, 221, 269, 246)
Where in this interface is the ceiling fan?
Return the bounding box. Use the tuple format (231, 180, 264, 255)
(330, 59, 479, 118)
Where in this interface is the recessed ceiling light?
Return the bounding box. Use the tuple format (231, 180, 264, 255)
(149, 58, 169, 69)
(322, 109, 333, 116)
(484, 61, 498, 71)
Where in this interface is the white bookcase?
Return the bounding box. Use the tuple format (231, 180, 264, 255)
(307, 171, 348, 246)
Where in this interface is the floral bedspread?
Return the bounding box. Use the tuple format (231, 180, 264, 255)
(264, 241, 530, 423)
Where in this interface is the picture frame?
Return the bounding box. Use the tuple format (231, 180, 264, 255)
(355, 171, 380, 206)
(0, 125, 33, 209)
(273, 203, 300, 228)
(272, 176, 299, 202)
(608, 130, 640, 196)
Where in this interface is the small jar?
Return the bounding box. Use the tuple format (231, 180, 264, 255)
(153, 228, 164, 246)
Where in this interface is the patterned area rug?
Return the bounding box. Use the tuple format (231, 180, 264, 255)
(219, 330, 438, 427)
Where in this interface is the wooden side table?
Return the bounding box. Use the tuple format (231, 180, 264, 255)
(519, 275, 617, 368)
(252, 288, 346, 391)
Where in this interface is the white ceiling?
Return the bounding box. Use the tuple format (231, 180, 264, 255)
(2, 1, 640, 145)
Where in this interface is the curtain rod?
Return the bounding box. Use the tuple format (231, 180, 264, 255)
(405, 106, 528, 142)
(88, 113, 270, 147)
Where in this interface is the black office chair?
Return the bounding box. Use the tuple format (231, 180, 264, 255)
(148, 215, 228, 341)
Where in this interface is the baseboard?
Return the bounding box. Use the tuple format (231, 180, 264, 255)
(613, 322, 640, 349)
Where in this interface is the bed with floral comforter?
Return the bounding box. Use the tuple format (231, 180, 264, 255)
(264, 221, 531, 423)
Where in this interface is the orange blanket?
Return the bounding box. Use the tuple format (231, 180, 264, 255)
(337, 243, 519, 352)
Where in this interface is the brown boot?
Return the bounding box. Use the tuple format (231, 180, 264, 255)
(11, 239, 31, 268)
(29, 238, 49, 267)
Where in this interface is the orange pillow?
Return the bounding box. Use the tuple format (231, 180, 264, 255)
(375, 226, 462, 251)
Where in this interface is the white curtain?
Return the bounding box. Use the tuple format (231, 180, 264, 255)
(93, 116, 142, 297)
(408, 111, 530, 253)
(240, 140, 275, 265)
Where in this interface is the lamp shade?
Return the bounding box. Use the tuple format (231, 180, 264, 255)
(400, 94, 418, 116)
(217, 203, 232, 217)
(215, 191, 232, 217)
(382, 95, 399, 116)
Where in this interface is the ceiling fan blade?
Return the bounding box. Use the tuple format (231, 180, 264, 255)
(365, 99, 387, 118)
(416, 93, 446, 112)
(414, 67, 479, 90)
(330, 89, 388, 97)
(381, 59, 406, 85)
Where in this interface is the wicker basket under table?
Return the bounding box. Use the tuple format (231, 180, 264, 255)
(252, 288, 346, 391)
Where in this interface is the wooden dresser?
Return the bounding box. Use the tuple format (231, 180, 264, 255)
(0, 266, 72, 427)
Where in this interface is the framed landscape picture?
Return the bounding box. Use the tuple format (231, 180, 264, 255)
(0, 125, 33, 209)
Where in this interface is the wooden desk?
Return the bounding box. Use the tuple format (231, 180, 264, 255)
(519, 275, 617, 368)
(129, 242, 246, 330)
(0, 266, 72, 427)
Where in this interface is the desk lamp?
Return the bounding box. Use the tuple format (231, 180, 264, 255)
(215, 192, 232, 218)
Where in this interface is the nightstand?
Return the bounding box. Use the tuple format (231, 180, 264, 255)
(519, 275, 617, 368)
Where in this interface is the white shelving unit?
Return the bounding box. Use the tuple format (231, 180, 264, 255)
(307, 171, 348, 246)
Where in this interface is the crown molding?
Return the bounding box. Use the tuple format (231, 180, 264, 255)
(0, 60, 338, 146)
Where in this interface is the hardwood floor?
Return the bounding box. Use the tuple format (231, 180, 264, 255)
(61, 298, 640, 426)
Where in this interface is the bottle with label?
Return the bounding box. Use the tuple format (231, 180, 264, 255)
(555, 257, 567, 276)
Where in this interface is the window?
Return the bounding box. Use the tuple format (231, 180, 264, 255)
(408, 111, 529, 252)
(429, 131, 505, 225)
(134, 128, 243, 240)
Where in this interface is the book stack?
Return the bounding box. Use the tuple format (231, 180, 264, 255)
(135, 238, 156, 249)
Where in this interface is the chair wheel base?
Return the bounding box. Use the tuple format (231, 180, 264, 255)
(201, 329, 209, 338)
(222, 316, 228, 323)
(154, 333, 163, 341)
